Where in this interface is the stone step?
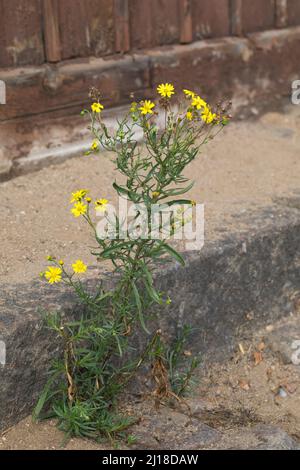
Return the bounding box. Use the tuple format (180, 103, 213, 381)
(1, 202, 300, 432)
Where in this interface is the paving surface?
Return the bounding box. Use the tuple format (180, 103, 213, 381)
(0, 104, 300, 449)
(1, 105, 300, 285)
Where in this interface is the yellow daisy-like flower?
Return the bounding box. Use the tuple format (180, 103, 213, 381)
(59, 260, 64, 266)
(157, 83, 175, 98)
(95, 198, 108, 212)
(191, 95, 207, 110)
(91, 102, 104, 113)
(201, 106, 217, 124)
(71, 202, 87, 217)
(91, 140, 99, 151)
(72, 259, 87, 274)
(152, 191, 160, 199)
(139, 100, 155, 115)
(70, 189, 88, 203)
(45, 266, 62, 284)
(186, 111, 193, 121)
(183, 89, 195, 98)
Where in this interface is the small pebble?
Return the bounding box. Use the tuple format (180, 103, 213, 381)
(277, 387, 288, 398)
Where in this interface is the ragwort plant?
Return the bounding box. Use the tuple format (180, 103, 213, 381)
(35, 83, 230, 440)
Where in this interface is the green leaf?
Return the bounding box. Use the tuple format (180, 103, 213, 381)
(113, 182, 140, 203)
(99, 241, 135, 258)
(132, 281, 150, 334)
(161, 243, 185, 266)
(141, 264, 161, 304)
(163, 181, 194, 197)
(166, 199, 193, 207)
(114, 333, 123, 357)
(32, 372, 60, 421)
(113, 182, 130, 197)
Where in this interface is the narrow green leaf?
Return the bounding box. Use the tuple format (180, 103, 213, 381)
(163, 181, 194, 197)
(100, 241, 135, 258)
(166, 199, 193, 207)
(113, 182, 130, 197)
(32, 372, 60, 420)
(132, 282, 150, 334)
(162, 243, 185, 266)
(141, 265, 161, 304)
(113, 182, 140, 203)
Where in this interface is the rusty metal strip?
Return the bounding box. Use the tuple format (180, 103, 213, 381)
(275, 0, 288, 28)
(179, 0, 193, 44)
(230, 0, 243, 36)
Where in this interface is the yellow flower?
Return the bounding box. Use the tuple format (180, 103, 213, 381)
(95, 198, 108, 212)
(183, 89, 195, 98)
(91, 102, 104, 113)
(157, 83, 175, 98)
(152, 191, 160, 199)
(72, 259, 87, 274)
(191, 95, 207, 110)
(139, 100, 155, 115)
(86, 197, 92, 203)
(91, 140, 99, 151)
(45, 266, 62, 284)
(186, 111, 193, 121)
(201, 106, 217, 124)
(70, 189, 88, 203)
(71, 202, 87, 217)
(59, 260, 64, 266)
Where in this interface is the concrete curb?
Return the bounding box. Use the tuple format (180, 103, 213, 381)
(0, 202, 300, 431)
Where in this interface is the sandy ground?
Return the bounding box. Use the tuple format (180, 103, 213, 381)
(1, 105, 300, 285)
(197, 324, 300, 448)
(1, 314, 300, 450)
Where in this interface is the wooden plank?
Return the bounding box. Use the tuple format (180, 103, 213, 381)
(287, 0, 300, 25)
(0, 54, 151, 120)
(129, 0, 153, 49)
(0, 0, 44, 67)
(88, 0, 115, 57)
(129, 0, 180, 49)
(57, 0, 87, 59)
(2, 26, 300, 122)
(230, 0, 243, 36)
(114, 0, 130, 53)
(58, 0, 114, 60)
(192, 0, 230, 39)
(275, 0, 288, 28)
(42, 0, 61, 62)
(151, 0, 180, 46)
(240, 0, 276, 33)
(179, 0, 193, 44)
